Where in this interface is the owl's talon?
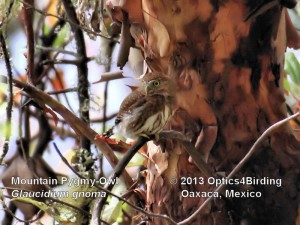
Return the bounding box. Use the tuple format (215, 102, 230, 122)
(94, 134, 119, 145)
(106, 138, 119, 145)
(152, 136, 167, 152)
(94, 134, 106, 141)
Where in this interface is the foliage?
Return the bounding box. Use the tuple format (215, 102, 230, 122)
(284, 51, 300, 108)
(0, 0, 21, 30)
(0, 0, 143, 224)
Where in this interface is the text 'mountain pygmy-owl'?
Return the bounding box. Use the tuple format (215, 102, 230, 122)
(101, 72, 176, 141)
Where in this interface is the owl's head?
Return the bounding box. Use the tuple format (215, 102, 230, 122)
(141, 72, 175, 96)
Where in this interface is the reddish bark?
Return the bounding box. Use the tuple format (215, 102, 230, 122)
(109, 1, 300, 224)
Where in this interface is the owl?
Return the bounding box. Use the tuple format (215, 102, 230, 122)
(99, 72, 176, 142)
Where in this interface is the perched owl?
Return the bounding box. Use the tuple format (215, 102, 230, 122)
(100, 72, 176, 141)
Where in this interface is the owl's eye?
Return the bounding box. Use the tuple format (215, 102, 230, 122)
(153, 80, 160, 86)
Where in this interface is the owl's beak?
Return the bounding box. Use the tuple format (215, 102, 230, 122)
(145, 85, 150, 95)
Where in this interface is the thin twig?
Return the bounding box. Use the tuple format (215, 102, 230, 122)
(46, 112, 117, 124)
(20, 0, 119, 43)
(34, 19, 66, 84)
(0, 161, 16, 225)
(0, 193, 42, 224)
(92, 113, 118, 123)
(61, 0, 90, 151)
(287, 104, 300, 126)
(36, 45, 78, 56)
(1, 200, 16, 225)
(41, 58, 84, 65)
(178, 112, 300, 225)
(47, 87, 78, 95)
(48, 197, 91, 217)
(0, 32, 13, 165)
(102, 81, 109, 133)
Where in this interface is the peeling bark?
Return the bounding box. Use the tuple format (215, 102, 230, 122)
(109, 0, 300, 224)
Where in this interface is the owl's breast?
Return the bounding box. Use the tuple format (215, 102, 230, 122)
(137, 105, 172, 137)
(114, 105, 172, 140)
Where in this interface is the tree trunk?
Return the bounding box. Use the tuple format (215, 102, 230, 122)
(109, 0, 300, 224)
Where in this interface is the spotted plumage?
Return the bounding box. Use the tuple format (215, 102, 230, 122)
(102, 72, 175, 140)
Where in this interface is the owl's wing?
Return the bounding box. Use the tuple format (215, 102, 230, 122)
(122, 97, 166, 132)
(116, 90, 165, 125)
(116, 90, 146, 124)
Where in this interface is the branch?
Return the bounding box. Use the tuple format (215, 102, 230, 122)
(178, 112, 300, 225)
(61, 0, 90, 151)
(22, 0, 35, 83)
(22, 1, 119, 43)
(244, 1, 278, 22)
(35, 19, 66, 84)
(0, 32, 13, 165)
(159, 130, 213, 178)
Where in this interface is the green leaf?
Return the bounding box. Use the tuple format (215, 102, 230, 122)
(53, 24, 70, 48)
(10, 197, 63, 220)
(43, 24, 51, 36)
(285, 52, 300, 85)
(10, 197, 78, 222)
(284, 77, 291, 92)
(10, 197, 49, 210)
(114, 152, 145, 167)
(102, 184, 126, 223)
(0, 0, 22, 28)
(127, 152, 146, 167)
